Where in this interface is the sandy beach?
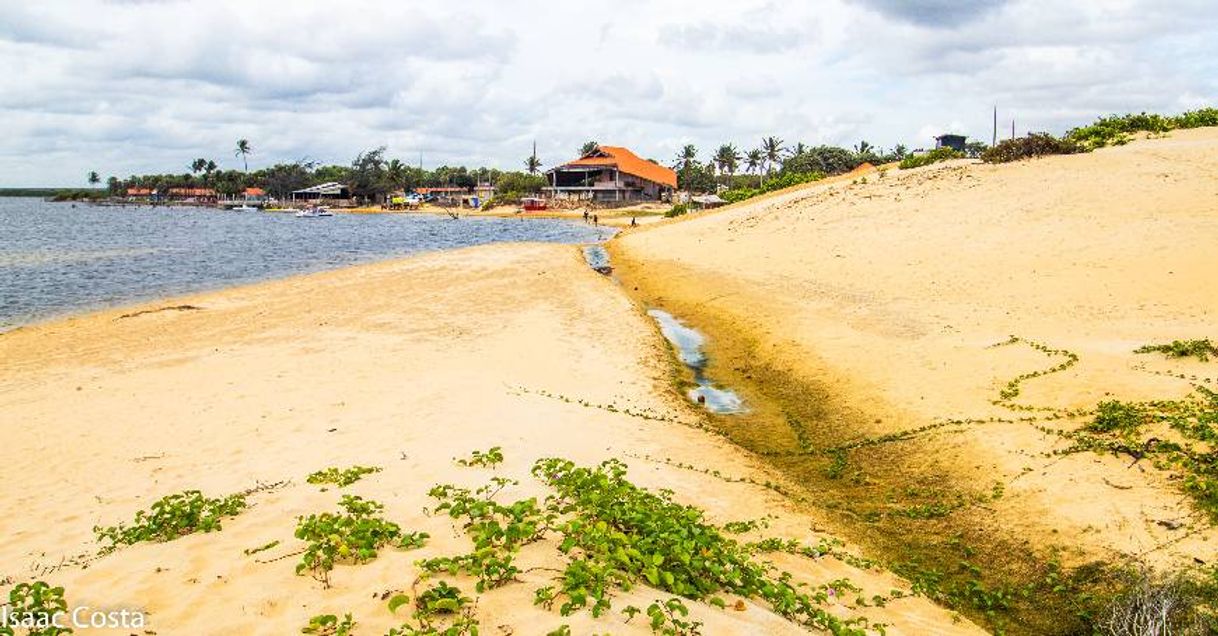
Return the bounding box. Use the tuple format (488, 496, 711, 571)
(0, 242, 979, 634)
(611, 129, 1218, 622)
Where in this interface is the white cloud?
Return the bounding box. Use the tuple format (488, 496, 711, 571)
(0, 0, 1215, 185)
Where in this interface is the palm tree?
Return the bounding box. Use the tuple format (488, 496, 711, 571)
(745, 149, 763, 187)
(674, 144, 698, 171)
(761, 136, 784, 178)
(579, 141, 599, 156)
(853, 140, 874, 156)
(87, 171, 100, 186)
(713, 144, 741, 187)
(788, 142, 808, 158)
(386, 159, 407, 192)
(524, 141, 542, 175)
(190, 158, 207, 174)
(234, 139, 251, 172)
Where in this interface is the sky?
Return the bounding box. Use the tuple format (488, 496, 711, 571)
(1, 0, 1216, 186)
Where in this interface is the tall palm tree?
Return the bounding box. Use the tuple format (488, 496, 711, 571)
(579, 141, 599, 156)
(853, 140, 874, 156)
(234, 139, 252, 172)
(190, 158, 207, 174)
(745, 149, 763, 187)
(87, 171, 100, 186)
(713, 144, 741, 187)
(524, 141, 542, 175)
(761, 136, 784, 178)
(674, 144, 698, 171)
(788, 142, 808, 158)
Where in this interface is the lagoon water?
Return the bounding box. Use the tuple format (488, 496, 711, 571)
(0, 198, 610, 330)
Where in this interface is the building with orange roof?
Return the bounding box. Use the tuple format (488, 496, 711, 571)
(545, 145, 676, 203)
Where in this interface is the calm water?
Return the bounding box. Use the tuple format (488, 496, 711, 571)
(647, 309, 745, 414)
(0, 198, 611, 330)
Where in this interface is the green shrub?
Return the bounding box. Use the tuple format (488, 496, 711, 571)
(301, 613, 355, 636)
(306, 465, 382, 488)
(981, 133, 1080, 163)
(454, 446, 504, 468)
(719, 171, 823, 205)
(664, 203, 690, 218)
(94, 490, 247, 553)
(1066, 108, 1218, 150)
(2, 581, 72, 636)
(294, 495, 428, 586)
(899, 147, 965, 169)
(1134, 339, 1218, 362)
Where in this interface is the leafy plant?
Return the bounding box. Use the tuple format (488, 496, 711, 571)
(532, 458, 872, 634)
(419, 477, 550, 592)
(981, 133, 1080, 163)
(386, 582, 479, 636)
(1135, 339, 1218, 362)
(294, 495, 428, 586)
(899, 147, 964, 169)
(454, 447, 504, 469)
(664, 203, 690, 218)
(2, 581, 72, 636)
(94, 490, 247, 553)
(645, 598, 702, 635)
(720, 171, 824, 204)
(306, 465, 383, 488)
(301, 613, 355, 636)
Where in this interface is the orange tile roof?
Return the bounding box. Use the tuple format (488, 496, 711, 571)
(244, 187, 265, 196)
(167, 187, 216, 196)
(125, 187, 153, 196)
(561, 146, 677, 189)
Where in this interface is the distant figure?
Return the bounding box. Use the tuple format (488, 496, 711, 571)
(593, 214, 599, 226)
(630, 217, 637, 227)
(582, 210, 589, 223)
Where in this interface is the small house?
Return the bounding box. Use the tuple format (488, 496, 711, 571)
(935, 134, 967, 152)
(292, 182, 350, 202)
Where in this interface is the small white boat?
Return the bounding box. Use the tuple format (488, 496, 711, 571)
(294, 205, 333, 218)
(232, 204, 257, 212)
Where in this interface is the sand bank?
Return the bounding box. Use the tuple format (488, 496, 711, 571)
(0, 243, 978, 634)
(610, 129, 1218, 630)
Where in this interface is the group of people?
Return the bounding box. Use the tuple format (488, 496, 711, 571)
(580, 209, 639, 228)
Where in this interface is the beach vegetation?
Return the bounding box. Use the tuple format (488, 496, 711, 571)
(664, 203, 689, 218)
(481, 172, 545, 207)
(294, 495, 429, 586)
(93, 490, 247, 553)
(234, 139, 252, 172)
(301, 613, 356, 636)
(1066, 108, 1218, 150)
(306, 465, 383, 488)
(899, 147, 965, 169)
(454, 446, 504, 469)
(1135, 339, 1218, 361)
(385, 581, 479, 636)
(2, 581, 72, 636)
(981, 133, 1081, 163)
(719, 170, 824, 204)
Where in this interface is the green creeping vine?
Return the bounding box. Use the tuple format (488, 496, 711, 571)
(988, 336, 1085, 414)
(307, 466, 383, 488)
(385, 581, 479, 636)
(1, 581, 71, 636)
(1135, 339, 1218, 362)
(294, 495, 429, 587)
(1048, 386, 1218, 521)
(532, 458, 875, 634)
(623, 598, 703, 635)
(454, 447, 504, 469)
(301, 613, 356, 636)
(94, 490, 247, 554)
(420, 477, 551, 592)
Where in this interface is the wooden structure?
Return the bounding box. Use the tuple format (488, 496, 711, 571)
(545, 146, 676, 202)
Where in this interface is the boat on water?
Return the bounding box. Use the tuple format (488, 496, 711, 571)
(231, 204, 258, 212)
(521, 197, 547, 212)
(294, 205, 334, 218)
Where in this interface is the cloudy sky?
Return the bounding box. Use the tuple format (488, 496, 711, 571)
(2, 0, 1216, 186)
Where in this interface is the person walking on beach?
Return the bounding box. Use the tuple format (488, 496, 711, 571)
(593, 214, 599, 226)
(630, 216, 637, 227)
(583, 210, 589, 223)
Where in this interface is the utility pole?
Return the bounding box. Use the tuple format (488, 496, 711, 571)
(1011, 119, 1016, 140)
(992, 106, 998, 146)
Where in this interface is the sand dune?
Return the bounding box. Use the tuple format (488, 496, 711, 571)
(611, 129, 1218, 605)
(0, 243, 979, 634)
